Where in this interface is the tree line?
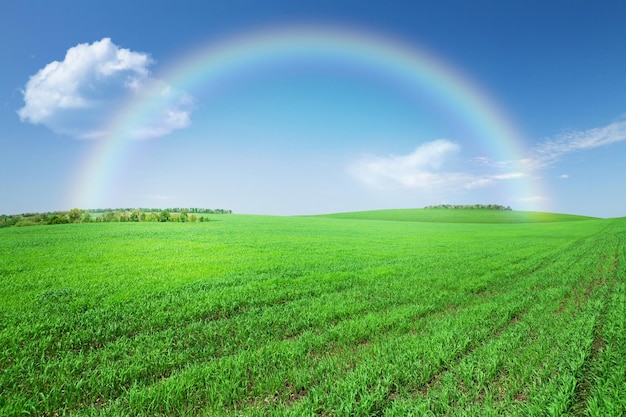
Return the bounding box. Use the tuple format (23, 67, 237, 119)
(0, 208, 232, 228)
(424, 204, 512, 210)
(85, 207, 232, 214)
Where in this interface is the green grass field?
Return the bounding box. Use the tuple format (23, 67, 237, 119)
(317, 208, 597, 223)
(1, 210, 625, 416)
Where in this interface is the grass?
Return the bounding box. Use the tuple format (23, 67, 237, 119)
(0, 210, 624, 416)
(316, 208, 597, 223)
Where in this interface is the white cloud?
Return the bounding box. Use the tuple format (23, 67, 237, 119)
(493, 172, 525, 180)
(18, 38, 193, 140)
(348, 118, 624, 209)
(348, 139, 472, 190)
(522, 119, 626, 170)
(349, 139, 529, 193)
(464, 172, 525, 189)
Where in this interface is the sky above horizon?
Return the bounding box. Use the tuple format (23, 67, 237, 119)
(2, 1, 626, 218)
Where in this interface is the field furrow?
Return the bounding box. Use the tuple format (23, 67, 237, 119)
(1, 213, 625, 416)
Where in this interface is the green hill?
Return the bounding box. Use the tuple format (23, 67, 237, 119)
(316, 208, 597, 224)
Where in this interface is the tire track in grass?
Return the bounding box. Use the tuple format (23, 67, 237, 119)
(65, 277, 440, 414)
(401, 301, 531, 408)
(92, 232, 580, 414)
(22, 269, 358, 359)
(512, 226, 623, 416)
(571, 234, 622, 416)
(432, 274, 604, 415)
(282, 275, 546, 416)
(91, 247, 532, 410)
(3, 272, 365, 414)
(317, 297, 528, 416)
(14, 257, 481, 416)
(582, 279, 626, 416)
(382, 226, 620, 416)
(233, 249, 572, 416)
(394, 230, 601, 407)
(100, 274, 527, 416)
(99, 301, 436, 415)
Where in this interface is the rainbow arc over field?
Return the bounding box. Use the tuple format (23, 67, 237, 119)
(71, 25, 544, 211)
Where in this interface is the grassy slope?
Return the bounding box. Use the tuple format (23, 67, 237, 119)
(316, 208, 597, 223)
(0, 214, 624, 416)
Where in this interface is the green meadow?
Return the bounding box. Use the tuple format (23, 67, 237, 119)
(1, 209, 625, 416)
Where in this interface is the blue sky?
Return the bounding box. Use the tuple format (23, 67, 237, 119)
(2, 0, 626, 217)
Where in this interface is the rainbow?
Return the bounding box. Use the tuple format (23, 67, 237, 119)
(70, 25, 545, 210)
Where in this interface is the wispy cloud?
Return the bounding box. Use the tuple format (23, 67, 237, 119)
(348, 139, 465, 189)
(348, 139, 524, 192)
(18, 38, 194, 140)
(347, 118, 625, 210)
(522, 119, 626, 170)
(464, 172, 526, 189)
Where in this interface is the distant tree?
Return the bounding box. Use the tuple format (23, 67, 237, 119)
(159, 210, 170, 222)
(425, 204, 512, 211)
(129, 210, 141, 222)
(48, 214, 69, 224)
(0, 206, 231, 228)
(68, 208, 83, 223)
